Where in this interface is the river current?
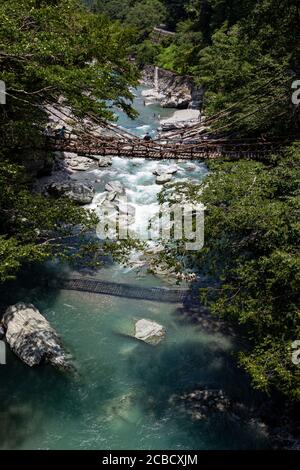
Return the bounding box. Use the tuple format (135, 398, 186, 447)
(0, 87, 270, 450)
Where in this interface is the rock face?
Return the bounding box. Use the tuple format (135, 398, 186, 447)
(47, 181, 94, 204)
(62, 152, 94, 171)
(142, 65, 204, 110)
(134, 319, 166, 345)
(3, 303, 72, 371)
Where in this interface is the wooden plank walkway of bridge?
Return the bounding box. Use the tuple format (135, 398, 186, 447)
(47, 136, 282, 160)
(55, 277, 189, 303)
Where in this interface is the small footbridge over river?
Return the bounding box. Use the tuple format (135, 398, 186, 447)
(55, 277, 190, 304)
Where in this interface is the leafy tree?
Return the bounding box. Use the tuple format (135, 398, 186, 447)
(196, 0, 300, 136)
(133, 40, 162, 68)
(125, 0, 167, 39)
(0, 0, 139, 281)
(159, 145, 300, 399)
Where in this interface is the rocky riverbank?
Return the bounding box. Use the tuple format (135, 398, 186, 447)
(141, 65, 204, 110)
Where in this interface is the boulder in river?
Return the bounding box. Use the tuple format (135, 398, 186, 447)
(97, 156, 112, 167)
(47, 181, 94, 205)
(161, 95, 191, 109)
(134, 319, 166, 345)
(156, 173, 173, 185)
(153, 164, 178, 176)
(3, 303, 72, 371)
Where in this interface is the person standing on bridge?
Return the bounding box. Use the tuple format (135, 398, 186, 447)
(143, 132, 152, 142)
(58, 125, 66, 140)
(43, 125, 54, 146)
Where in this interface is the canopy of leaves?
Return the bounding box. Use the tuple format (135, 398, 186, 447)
(0, 0, 139, 282)
(160, 146, 300, 399)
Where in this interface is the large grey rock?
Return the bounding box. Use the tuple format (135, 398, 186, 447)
(161, 95, 191, 109)
(134, 319, 166, 345)
(156, 173, 173, 185)
(47, 181, 94, 204)
(3, 303, 72, 371)
(153, 165, 178, 176)
(97, 156, 112, 167)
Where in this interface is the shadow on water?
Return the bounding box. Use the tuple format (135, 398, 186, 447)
(125, 339, 269, 449)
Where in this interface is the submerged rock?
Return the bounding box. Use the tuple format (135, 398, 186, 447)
(3, 303, 72, 371)
(170, 387, 232, 422)
(134, 319, 166, 345)
(101, 392, 138, 426)
(47, 181, 94, 204)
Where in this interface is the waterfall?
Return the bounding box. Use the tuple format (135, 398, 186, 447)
(154, 66, 159, 91)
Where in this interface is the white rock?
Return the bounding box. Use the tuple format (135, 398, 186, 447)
(156, 173, 173, 185)
(3, 303, 72, 371)
(134, 319, 166, 345)
(153, 164, 178, 176)
(97, 156, 112, 167)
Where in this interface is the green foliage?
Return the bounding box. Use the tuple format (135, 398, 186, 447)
(157, 21, 204, 73)
(196, 0, 300, 136)
(133, 40, 162, 68)
(161, 146, 300, 399)
(0, 160, 100, 282)
(0, 0, 139, 281)
(125, 0, 166, 39)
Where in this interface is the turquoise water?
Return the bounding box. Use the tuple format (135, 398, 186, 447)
(0, 88, 270, 450)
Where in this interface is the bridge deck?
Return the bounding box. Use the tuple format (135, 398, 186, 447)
(47, 137, 281, 160)
(56, 277, 189, 303)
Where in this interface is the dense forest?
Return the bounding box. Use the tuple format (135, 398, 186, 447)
(0, 0, 299, 407)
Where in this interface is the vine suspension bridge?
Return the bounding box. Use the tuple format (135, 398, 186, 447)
(4, 70, 296, 161)
(47, 133, 287, 160)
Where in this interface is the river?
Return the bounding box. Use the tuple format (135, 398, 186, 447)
(0, 87, 270, 450)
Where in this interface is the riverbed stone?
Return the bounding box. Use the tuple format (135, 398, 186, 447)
(156, 173, 173, 185)
(153, 164, 178, 176)
(47, 181, 94, 204)
(97, 156, 112, 167)
(3, 303, 72, 371)
(134, 319, 166, 345)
